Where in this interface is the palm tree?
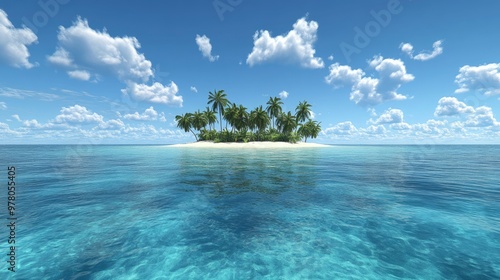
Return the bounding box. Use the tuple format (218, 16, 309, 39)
(192, 110, 208, 132)
(224, 103, 238, 132)
(248, 108, 257, 132)
(207, 89, 229, 132)
(276, 111, 297, 134)
(310, 121, 321, 140)
(250, 105, 270, 133)
(266, 97, 283, 130)
(179, 90, 319, 143)
(298, 120, 322, 142)
(234, 105, 249, 132)
(204, 107, 217, 131)
(175, 113, 198, 141)
(295, 101, 312, 124)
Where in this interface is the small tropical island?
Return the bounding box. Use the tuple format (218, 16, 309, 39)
(174, 89, 322, 144)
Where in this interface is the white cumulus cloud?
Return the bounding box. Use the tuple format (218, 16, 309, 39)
(372, 108, 404, 124)
(400, 40, 443, 61)
(0, 122, 19, 136)
(325, 63, 363, 88)
(364, 125, 387, 135)
(400, 43, 413, 55)
(195, 35, 219, 62)
(455, 63, 500, 96)
(323, 121, 358, 135)
(122, 82, 183, 106)
(48, 17, 153, 82)
(369, 56, 414, 83)
(67, 70, 91, 81)
(434, 97, 475, 116)
(390, 122, 412, 130)
(278, 90, 289, 99)
(47, 17, 183, 106)
(465, 106, 499, 127)
(412, 119, 449, 135)
(22, 119, 44, 128)
(190, 86, 198, 93)
(326, 56, 414, 106)
(22, 105, 127, 132)
(433, 97, 500, 129)
(247, 17, 324, 68)
(0, 10, 38, 68)
(54, 105, 104, 124)
(98, 119, 125, 130)
(123, 106, 160, 121)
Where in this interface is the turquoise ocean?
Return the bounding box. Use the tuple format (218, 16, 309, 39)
(0, 145, 499, 279)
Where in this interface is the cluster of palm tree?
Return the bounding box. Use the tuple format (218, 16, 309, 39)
(175, 89, 321, 143)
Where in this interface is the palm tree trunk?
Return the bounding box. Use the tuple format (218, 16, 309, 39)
(219, 111, 222, 132)
(190, 129, 198, 141)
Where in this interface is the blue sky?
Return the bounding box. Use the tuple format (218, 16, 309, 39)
(1, 0, 500, 144)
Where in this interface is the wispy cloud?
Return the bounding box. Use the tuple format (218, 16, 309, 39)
(0, 87, 60, 101)
(400, 40, 443, 61)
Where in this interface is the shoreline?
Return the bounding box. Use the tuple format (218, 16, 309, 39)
(168, 141, 330, 149)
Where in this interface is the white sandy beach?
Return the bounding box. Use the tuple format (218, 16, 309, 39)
(168, 141, 330, 148)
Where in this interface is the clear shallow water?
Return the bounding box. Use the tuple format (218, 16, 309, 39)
(0, 145, 499, 279)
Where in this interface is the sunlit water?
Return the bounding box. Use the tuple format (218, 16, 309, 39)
(0, 145, 499, 279)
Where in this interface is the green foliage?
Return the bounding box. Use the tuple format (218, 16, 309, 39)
(199, 129, 218, 141)
(295, 101, 312, 123)
(266, 97, 283, 129)
(219, 129, 233, 142)
(177, 90, 322, 143)
(250, 105, 270, 133)
(175, 113, 198, 141)
(207, 89, 229, 132)
(298, 120, 322, 142)
(204, 107, 217, 131)
(192, 110, 208, 131)
(276, 111, 297, 134)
